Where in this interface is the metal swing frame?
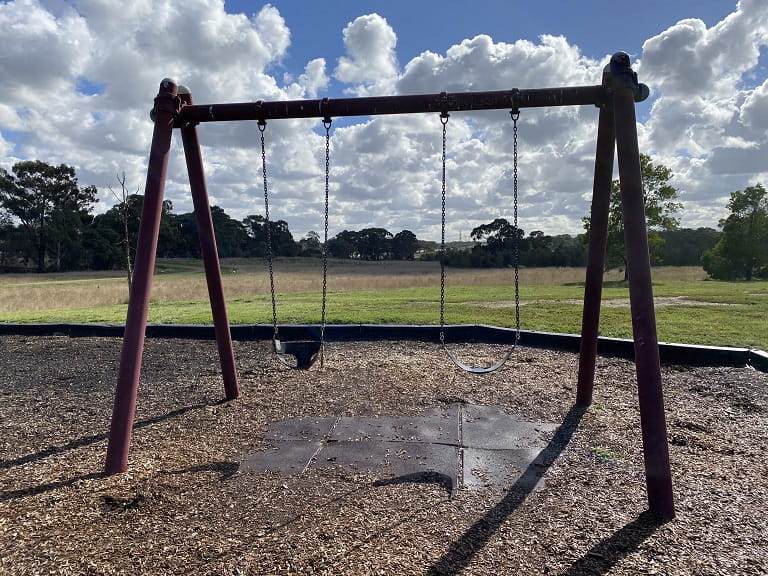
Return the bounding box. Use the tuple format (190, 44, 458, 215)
(104, 52, 675, 521)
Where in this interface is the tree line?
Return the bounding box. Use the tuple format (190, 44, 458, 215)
(0, 161, 426, 272)
(442, 219, 722, 270)
(1, 159, 766, 280)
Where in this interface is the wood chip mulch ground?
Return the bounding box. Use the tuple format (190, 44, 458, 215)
(1, 335, 766, 575)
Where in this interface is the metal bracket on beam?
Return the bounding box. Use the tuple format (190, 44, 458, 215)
(607, 51, 650, 103)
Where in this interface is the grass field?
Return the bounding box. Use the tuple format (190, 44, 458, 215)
(0, 259, 766, 349)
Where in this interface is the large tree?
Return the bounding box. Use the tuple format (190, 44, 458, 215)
(209, 205, 248, 258)
(582, 154, 682, 279)
(242, 214, 299, 257)
(93, 194, 178, 262)
(391, 229, 419, 260)
(0, 161, 97, 272)
(327, 230, 359, 259)
(465, 218, 523, 267)
(299, 231, 322, 257)
(657, 227, 720, 266)
(470, 217, 522, 253)
(0, 210, 14, 270)
(356, 228, 392, 260)
(702, 184, 768, 280)
(88, 194, 136, 270)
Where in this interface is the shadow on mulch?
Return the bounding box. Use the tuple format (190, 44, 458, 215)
(428, 404, 587, 576)
(0, 403, 209, 473)
(559, 511, 667, 575)
(165, 461, 240, 481)
(373, 471, 455, 495)
(0, 403, 214, 503)
(0, 471, 106, 503)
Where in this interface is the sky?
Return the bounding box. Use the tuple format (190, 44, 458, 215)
(1, 0, 767, 243)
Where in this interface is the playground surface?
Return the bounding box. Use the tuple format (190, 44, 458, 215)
(1, 335, 767, 575)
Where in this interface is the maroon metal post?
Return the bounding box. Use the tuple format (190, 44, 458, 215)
(105, 79, 179, 474)
(610, 53, 675, 519)
(178, 88, 239, 401)
(576, 80, 616, 406)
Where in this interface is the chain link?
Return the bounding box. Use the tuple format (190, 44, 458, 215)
(439, 113, 449, 347)
(320, 119, 332, 365)
(512, 110, 521, 341)
(258, 121, 279, 339)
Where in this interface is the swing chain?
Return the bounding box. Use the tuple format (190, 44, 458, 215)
(439, 112, 448, 346)
(258, 120, 279, 339)
(320, 118, 332, 365)
(511, 109, 521, 337)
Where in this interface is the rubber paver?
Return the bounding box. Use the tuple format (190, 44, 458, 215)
(240, 404, 555, 492)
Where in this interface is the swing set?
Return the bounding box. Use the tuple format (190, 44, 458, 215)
(105, 52, 674, 519)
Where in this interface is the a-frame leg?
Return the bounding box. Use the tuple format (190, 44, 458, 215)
(611, 54, 675, 519)
(179, 89, 239, 401)
(105, 79, 179, 474)
(577, 97, 616, 407)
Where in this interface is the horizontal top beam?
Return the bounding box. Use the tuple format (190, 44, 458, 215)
(178, 85, 609, 124)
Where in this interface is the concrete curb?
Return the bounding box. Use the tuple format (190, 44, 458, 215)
(0, 322, 765, 372)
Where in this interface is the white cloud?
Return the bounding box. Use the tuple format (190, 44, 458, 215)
(639, 0, 768, 229)
(390, 34, 606, 239)
(1, 1, 767, 244)
(334, 13, 399, 96)
(298, 58, 329, 99)
(0, 103, 25, 132)
(641, 0, 768, 98)
(0, 0, 325, 225)
(740, 79, 768, 133)
(0, 0, 92, 103)
(0, 132, 12, 164)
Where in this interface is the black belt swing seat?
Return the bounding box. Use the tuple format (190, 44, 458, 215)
(257, 114, 332, 370)
(273, 337, 323, 370)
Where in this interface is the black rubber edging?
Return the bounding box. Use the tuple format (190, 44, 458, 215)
(749, 349, 768, 372)
(0, 322, 765, 373)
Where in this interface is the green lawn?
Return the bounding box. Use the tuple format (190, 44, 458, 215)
(1, 266, 766, 350)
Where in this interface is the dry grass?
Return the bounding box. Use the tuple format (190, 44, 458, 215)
(0, 261, 707, 313)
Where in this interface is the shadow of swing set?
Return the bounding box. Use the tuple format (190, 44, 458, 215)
(105, 52, 675, 520)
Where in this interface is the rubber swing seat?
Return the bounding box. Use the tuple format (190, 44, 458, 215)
(273, 339, 322, 370)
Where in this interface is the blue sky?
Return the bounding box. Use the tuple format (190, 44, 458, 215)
(236, 1, 755, 126)
(242, 1, 744, 94)
(1, 1, 766, 241)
